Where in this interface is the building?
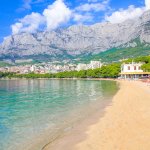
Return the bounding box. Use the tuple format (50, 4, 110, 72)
(0, 60, 103, 74)
(90, 61, 102, 69)
(77, 61, 102, 71)
(30, 65, 36, 72)
(76, 64, 87, 71)
(68, 64, 77, 71)
(120, 62, 150, 79)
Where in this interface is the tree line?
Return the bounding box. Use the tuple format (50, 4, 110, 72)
(0, 56, 150, 79)
(0, 63, 121, 79)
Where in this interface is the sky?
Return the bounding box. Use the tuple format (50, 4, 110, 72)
(0, 0, 150, 42)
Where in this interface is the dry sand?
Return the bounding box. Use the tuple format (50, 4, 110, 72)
(43, 80, 150, 150)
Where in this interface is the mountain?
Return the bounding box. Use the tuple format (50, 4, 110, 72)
(0, 10, 150, 63)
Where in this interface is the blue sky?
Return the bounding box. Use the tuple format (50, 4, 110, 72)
(0, 0, 149, 42)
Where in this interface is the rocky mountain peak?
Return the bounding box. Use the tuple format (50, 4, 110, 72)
(0, 10, 150, 61)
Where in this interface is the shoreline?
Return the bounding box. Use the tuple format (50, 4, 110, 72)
(42, 80, 150, 150)
(41, 97, 113, 150)
(41, 80, 120, 150)
(0, 77, 117, 80)
(26, 95, 114, 150)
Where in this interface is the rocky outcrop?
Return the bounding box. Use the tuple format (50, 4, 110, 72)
(0, 10, 150, 60)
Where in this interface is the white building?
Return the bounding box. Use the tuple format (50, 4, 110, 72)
(121, 62, 143, 73)
(77, 64, 87, 71)
(77, 61, 102, 71)
(90, 61, 102, 69)
(120, 62, 150, 79)
(30, 65, 36, 72)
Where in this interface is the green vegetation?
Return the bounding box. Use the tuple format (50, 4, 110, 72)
(0, 63, 121, 79)
(0, 61, 12, 67)
(15, 60, 37, 66)
(123, 56, 150, 63)
(1, 38, 150, 65)
(142, 63, 150, 72)
(0, 56, 150, 79)
(99, 63, 121, 78)
(78, 39, 150, 63)
(0, 72, 14, 78)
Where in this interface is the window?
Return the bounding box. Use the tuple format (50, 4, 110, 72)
(138, 66, 141, 70)
(134, 66, 136, 70)
(128, 66, 130, 70)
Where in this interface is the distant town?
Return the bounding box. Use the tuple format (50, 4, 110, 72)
(0, 56, 150, 80)
(0, 61, 103, 74)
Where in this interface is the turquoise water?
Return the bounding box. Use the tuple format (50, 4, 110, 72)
(0, 79, 118, 150)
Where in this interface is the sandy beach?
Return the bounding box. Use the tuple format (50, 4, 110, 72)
(43, 80, 150, 150)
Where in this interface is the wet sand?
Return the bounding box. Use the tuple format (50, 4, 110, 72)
(43, 80, 150, 150)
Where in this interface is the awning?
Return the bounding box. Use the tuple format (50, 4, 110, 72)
(120, 72, 150, 75)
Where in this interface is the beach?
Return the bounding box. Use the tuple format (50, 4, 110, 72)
(43, 80, 150, 150)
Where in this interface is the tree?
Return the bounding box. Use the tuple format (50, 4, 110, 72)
(142, 63, 150, 72)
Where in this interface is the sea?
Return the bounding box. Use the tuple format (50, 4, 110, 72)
(0, 79, 119, 150)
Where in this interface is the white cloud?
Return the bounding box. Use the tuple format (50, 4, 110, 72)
(11, 23, 23, 35)
(12, 0, 149, 34)
(43, 0, 71, 30)
(105, 0, 150, 24)
(76, 0, 110, 12)
(73, 13, 94, 23)
(75, 3, 107, 12)
(18, 0, 44, 11)
(12, 0, 72, 34)
(145, 0, 150, 10)
(72, 0, 110, 24)
(12, 12, 44, 34)
(105, 5, 145, 23)
(73, 0, 110, 24)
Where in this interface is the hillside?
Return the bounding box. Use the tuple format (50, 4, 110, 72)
(0, 10, 150, 63)
(79, 38, 150, 63)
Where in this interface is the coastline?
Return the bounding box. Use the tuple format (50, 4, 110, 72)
(43, 80, 150, 150)
(0, 77, 117, 80)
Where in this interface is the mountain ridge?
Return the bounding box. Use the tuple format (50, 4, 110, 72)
(0, 10, 150, 62)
